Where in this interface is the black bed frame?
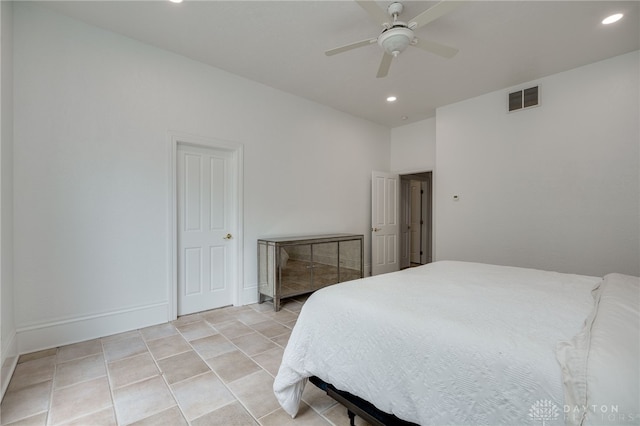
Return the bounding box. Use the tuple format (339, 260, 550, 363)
(309, 376, 419, 426)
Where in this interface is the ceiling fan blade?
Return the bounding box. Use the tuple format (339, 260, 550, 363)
(408, 0, 463, 30)
(355, 0, 391, 27)
(325, 38, 377, 56)
(376, 53, 393, 78)
(413, 37, 459, 58)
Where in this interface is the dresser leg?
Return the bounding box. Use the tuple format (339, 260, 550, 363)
(348, 410, 356, 426)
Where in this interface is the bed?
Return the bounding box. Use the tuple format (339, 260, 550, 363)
(273, 261, 639, 425)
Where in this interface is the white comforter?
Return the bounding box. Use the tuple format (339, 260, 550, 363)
(273, 261, 601, 425)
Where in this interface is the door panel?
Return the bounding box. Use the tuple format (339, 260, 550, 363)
(209, 157, 225, 229)
(184, 248, 202, 295)
(178, 144, 234, 315)
(209, 246, 225, 291)
(185, 154, 202, 231)
(386, 234, 397, 263)
(371, 171, 400, 276)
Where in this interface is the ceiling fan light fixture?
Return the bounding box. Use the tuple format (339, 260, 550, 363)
(378, 28, 414, 56)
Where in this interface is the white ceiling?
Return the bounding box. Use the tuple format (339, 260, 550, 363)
(36, 1, 639, 128)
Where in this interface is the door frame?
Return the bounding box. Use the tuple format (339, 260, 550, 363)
(168, 132, 244, 321)
(399, 179, 411, 269)
(399, 171, 432, 267)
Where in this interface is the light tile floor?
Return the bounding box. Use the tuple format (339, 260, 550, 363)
(0, 299, 369, 426)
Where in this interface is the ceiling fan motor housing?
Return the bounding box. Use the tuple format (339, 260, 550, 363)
(378, 26, 414, 57)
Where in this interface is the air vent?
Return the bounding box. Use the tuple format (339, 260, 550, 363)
(508, 85, 539, 112)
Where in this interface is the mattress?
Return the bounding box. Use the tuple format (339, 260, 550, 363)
(273, 261, 601, 425)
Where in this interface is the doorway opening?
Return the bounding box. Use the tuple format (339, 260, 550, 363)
(399, 172, 432, 269)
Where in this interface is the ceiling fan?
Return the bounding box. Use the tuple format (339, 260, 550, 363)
(325, 1, 461, 78)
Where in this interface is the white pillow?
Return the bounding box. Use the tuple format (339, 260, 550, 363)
(556, 273, 639, 426)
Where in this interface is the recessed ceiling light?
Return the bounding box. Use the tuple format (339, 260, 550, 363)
(169, 0, 183, 3)
(602, 13, 623, 25)
(386, 96, 397, 102)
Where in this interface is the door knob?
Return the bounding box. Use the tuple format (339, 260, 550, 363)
(223, 233, 233, 240)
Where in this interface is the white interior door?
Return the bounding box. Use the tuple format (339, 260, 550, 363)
(177, 144, 235, 315)
(371, 171, 400, 276)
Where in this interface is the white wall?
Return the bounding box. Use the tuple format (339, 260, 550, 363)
(0, 0, 17, 397)
(435, 51, 639, 277)
(12, 3, 390, 353)
(390, 117, 436, 174)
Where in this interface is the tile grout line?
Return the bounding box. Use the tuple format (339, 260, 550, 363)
(173, 321, 221, 425)
(164, 307, 274, 425)
(184, 308, 274, 425)
(44, 357, 56, 426)
(201, 303, 301, 424)
(47, 344, 112, 426)
(138, 328, 187, 426)
(101, 336, 120, 426)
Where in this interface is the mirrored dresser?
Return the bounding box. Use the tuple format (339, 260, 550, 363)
(258, 234, 364, 311)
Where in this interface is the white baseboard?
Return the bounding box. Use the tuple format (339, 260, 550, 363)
(240, 285, 259, 305)
(16, 302, 170, 355)
(1, 331, 18, 399)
